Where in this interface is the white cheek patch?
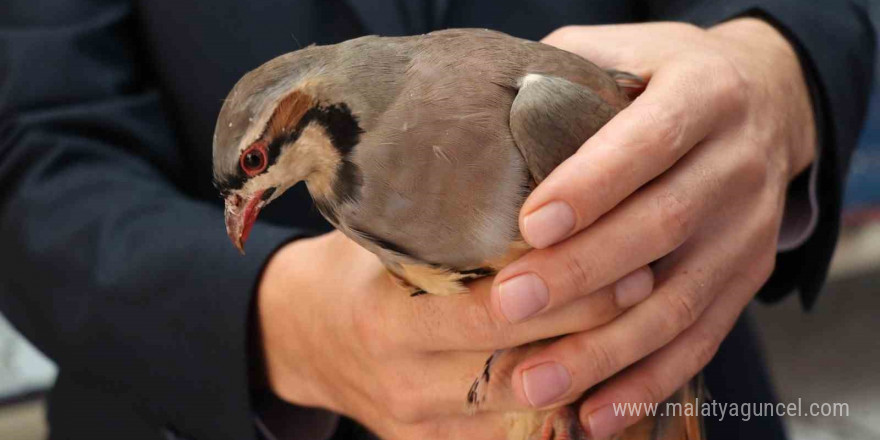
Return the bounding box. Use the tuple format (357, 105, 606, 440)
(295, 123, 342, 198)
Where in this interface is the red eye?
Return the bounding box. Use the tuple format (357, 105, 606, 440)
(240, 141, 268, 176)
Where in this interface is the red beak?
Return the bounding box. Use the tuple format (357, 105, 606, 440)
(225, 190, 266, 254)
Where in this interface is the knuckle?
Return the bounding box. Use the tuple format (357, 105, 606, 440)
(664, 286, 701, 333)
(586, 163, 616, 211)
(574, 338, 617, 385)
(731, 147, 772, 195)
(654, 190, 695, 249)
(562, 249, 597, 294)
(641, 104, 686, 155)
(633, 375, 670, 406)
(707, 55, 749, 111)
(692, 54, 750, 115)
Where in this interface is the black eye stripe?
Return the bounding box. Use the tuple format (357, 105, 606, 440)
(215, 102, 362, 194)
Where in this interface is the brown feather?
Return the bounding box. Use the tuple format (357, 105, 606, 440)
(267, 89, 315, 140)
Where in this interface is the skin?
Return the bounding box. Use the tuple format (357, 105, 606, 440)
(257, 232, 652, 439)
(258, 17, 815, 439)
(259, 231, 653, 439)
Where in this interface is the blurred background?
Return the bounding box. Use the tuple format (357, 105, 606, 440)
(2, 8, 880, 440)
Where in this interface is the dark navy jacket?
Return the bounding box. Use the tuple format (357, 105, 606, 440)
(0, 1, 873, 439)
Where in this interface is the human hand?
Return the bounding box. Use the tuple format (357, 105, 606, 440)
(257, 231, 653, 439)
(490, 18, 816, 438)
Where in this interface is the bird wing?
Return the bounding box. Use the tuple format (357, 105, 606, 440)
(509, 73, 621, 184)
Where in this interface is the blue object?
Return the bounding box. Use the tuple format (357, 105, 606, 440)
(846, 87, 880, 209)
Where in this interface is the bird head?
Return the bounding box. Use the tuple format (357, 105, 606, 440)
(212, 49, 363, 253)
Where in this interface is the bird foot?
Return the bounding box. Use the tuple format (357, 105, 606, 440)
(538, 407, 588, 440)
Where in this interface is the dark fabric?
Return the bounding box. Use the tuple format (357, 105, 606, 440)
(327, 417, 381, 440)
(751, 2, 876, 308)
(703, 312, 788, 439)
(0, 1, 872, 440)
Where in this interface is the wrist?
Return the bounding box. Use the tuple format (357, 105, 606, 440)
(709, 17, 817, 181)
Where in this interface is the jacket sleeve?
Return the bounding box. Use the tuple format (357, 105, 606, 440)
(642, 0, 876, 308)
(0, 1, 305, 439)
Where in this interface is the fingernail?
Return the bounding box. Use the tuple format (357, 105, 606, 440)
(585, 404, 623, 440)
(521, 362, 571, 407)
(523, 201, 576, 249)
(498, 273, 549, 323)
(614, 267, 654, 308)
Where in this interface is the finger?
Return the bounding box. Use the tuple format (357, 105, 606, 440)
(387, 267, 652, 353)
(378, 345, 569, 418)
(573, 197, 782, 436)
(507, 226, 730, 410)
(517, 55, 746, 250)
(577, 265, 767, 438)
(488, 264, 654, 326)
(507, 182, 779, 411)
(495, 134, 737, 320)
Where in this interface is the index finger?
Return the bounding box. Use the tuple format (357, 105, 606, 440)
(384, 272, 649, 352)
(518, 57, 743, 250)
